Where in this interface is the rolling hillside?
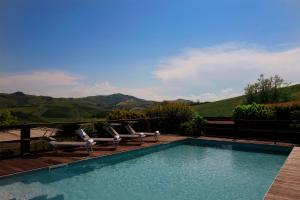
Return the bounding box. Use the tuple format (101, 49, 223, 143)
(1, 83, 300, 122)
(0, 92, 157, 123)
(192, 96, 245, 117)
(193, 84, 300, 117)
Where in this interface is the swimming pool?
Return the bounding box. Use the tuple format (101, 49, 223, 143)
(0, 139, 291, 200)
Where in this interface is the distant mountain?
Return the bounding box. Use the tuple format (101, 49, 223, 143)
(0, 92, 158, 123)
(78, 93, 156, 110)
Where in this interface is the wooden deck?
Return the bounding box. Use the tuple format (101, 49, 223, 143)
(0, 134, 187, 177)
(264, 147, 300, 200)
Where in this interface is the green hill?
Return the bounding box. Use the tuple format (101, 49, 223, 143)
(0, 92, 157, 123)
(2, 83, 300, 122)
(192, 96, 245, 117)
(193, 84, 300, 117)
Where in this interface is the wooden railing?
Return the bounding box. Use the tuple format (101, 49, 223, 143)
(0, 118, 299, 158)
(204, 119, 300, 144)
(0, 118, 162, 158)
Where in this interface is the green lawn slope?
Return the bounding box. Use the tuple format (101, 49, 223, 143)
(192, 96, 245, 117)
(193, 84, 300, 117)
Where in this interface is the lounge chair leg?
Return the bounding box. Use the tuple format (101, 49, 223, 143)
(140, 136, 144, 145)
(53, 146, 58, 154)
(113, 141, 118, 149)
(87, 147, 92, 155)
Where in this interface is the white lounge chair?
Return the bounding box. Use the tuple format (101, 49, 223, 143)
(76, 129, 121, 148)
(46, 136, 95, 153)
(105, 126, 145, 144)
(125, 124, 160, 141)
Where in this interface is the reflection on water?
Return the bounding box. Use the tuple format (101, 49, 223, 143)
(30, 194, 64, 200)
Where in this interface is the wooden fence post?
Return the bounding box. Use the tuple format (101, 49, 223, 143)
(20, 125, 31, 156)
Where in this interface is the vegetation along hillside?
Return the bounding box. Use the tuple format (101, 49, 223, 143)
(0, 92, 157, 123)
(193, 84, 300, 117)
(1, 81, 299, 123)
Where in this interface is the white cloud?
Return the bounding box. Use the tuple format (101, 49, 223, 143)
(0, 71, 81, 95)
(173, 88, 242, 102)
(153, 43, 300, 85)
(0, 71, 80, 87)
(0, 71, 166, 101)
(1, 43, 299, 102)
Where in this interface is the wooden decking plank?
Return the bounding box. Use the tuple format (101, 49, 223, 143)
(264, 147, 300, 200)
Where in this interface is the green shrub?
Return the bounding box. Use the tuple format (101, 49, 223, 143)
(180, 113, 207, 136)
(233, 103, 274, 120)
(290, 110, 300, 130)
(273, 104, 300, 120)
(233, 104, 300, 130)
(93, 121, 108, 132)
(92, 121, 113, 137)
(106, 110, 146, 120)
(291, 110, 300, 120)
(78, 121, 112, 137)
(145, 102, 193, 132)
(106, 110, 151, 134)
(0, 110, 17, 126)
(56, 123, 80, 138)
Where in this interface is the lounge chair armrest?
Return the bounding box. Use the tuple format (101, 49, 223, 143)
(139, 132, 146, 137)
(46, 136, 57, 141)
(86, 138, 95, 146)
(114, 135, 121, 141)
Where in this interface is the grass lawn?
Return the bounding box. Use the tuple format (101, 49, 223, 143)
(193, 84, 300, 117)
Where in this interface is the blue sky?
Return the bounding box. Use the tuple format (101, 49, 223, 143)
(1, 0, 300, 101)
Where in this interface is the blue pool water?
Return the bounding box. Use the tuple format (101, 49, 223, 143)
(0, 141, 289, 200)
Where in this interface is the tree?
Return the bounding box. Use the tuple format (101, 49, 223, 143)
(245, 74, 291, 104)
